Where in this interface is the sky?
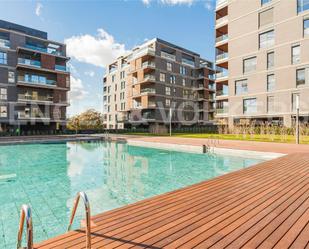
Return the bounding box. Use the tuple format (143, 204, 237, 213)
(1, 0, 215, 116)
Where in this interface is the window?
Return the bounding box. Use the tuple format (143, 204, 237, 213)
(243, 57, 257, 73)
(267, 52, 274, 69)
(304, 19, 309, 36)
(259, 8, 273, 27)
(166, 99, 171, 107)
(111, 75, 115, 82)
(120, 71, 125, 79)
(243, 98, 257, 114)
(170, 75, 176, 84)
(8, 71, 15, 83)
(0, 52, 7, 64)
(182, 78, 186, 86)
(167, 62, 172, 71)
(0, 106, 7, 118)
(0, 88, 7, 100)
(296, 69, 306, 87)
(235, 79, 248, 95)
(160, 73, 165, 82)
(267, 96, 275, 113)
(180, 66, 186, 75)
(292, 93, 300, 111)
(121, 81, 125, 89)
(261, 0, 272, 5)
(165, 86, 171, 95)
(259, 30, 275, 49)
(292, 45, 301, 64)
(267, 74, 275, 91)
(298, 0, 309, 13)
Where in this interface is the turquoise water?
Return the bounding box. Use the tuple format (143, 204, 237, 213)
(0, 141, 264, 248)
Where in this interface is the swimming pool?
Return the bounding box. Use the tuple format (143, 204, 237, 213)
(0, 141, 264, 248)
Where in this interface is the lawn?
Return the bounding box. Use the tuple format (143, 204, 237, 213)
(121, 132, 309, 144)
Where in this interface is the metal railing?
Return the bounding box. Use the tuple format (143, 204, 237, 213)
(67, 192, 91, 249)
(18, 58, 41, 68)
(17, 205, 33, 249)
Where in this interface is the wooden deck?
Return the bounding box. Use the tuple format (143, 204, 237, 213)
(35, 153, 309, 249)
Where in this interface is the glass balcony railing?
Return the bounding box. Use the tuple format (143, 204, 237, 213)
(18, 58, 41, 68)
(55, 65, 69, 72)
(148, 102, 156, 108)
(18, 76, 57, 86)
(216, 34, 229, 43)
(209, 84, 216, 91)
(161, 51, 176, 61)
(216, 52, 228, 61)
(133, 47, 155, 60)
(216, 0, 228, 8)
(142, 61, 155, 68)
(143, 74, 156, 82)
(18, 94, 53, 102)
(209, 74, 216, 80)
(216, 89, 229, 97)
(182, 58, 195, 67)
(141, 88, 156, 94)
(216, 71, 228, 79)
(216, 16, 228, 26)
(216, 107, 229, 114)
(25, 44, 64, 56)
(0, 38, 10, 49)
(17, 111, 50, 120)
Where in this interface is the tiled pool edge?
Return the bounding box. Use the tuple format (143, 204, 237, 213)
(127, 140, 285, 160)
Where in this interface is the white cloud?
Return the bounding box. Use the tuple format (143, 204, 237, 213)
(160, 0, 194, 5)
(35, 2, 43, 16)
(142, 0, 151, 5)
(69, 75, 88, 102)
(141, 0, 213, 8)
(85, 71, 95, 77)
(65, 29, 127, 68)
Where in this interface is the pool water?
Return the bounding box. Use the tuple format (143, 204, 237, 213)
(0, 141, 264, 248)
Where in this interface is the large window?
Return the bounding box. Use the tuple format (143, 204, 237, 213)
(170, 75, 176, 84)
(0, 52, 7, 64)
(296, 69, 306, 87)
(267, 74, 275, 91)
(298, 0, 309, 13)
(304, 19, 309, 36)
(243, 57, 257, 73)
(167, 62, 172, 71)
(267, 52, 274, 69)
(259, 8, 273, 27)
(292, 45, 301, 64)
(267, 96, 275, 113)
(259, 30, 275, 49)
(165, 86, 171, 95)
(160, 73, 165, 82)
(0, 106, 7, 118)
(235, 79, 248, 95)
(180, 66, 186, 75)
(8, 71, 15, 83)
(243, 98, 257, 114)
(0, 88, 7, 100)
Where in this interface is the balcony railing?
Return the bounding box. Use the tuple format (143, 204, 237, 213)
(132, 47, 155, 60)
(216, 52, 228, 61)
(209, 74, 216, 80)
(161, 51, 176, 61)
(141, 88, 156, 94)
(216, 16, 228, 26)
(209, 84, 216, 91)
(18, 94, 53, 102)
(216, 34, 229, 43)
(216, 107, 229, 114)
(25, 44, 64, 56)
(55, 65, 69, 72)
(18, 58, 41, 68)
(216, 0, 228, 8)
(143, 74, 156, 82)
(132, 78, 138, 84)
(142, 61, 155, 69)
(0, 38, 10, 49)
(17, 112, 50, 120)
(182, 58, 195, 67)
(216, 71, 228, 79)
(18, 76, 57, 86)
(148, 102, 156, 108)
(216, 89, 229, 97)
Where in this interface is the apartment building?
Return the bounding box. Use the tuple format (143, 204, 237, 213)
(215, 0, 309, 127)
(103, 38, 216, 132)
(0, 20, 70, 132)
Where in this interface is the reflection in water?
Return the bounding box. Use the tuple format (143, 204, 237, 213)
(0, 141, 263, 248)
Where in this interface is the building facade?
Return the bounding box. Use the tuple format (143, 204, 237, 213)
(215, 0, 309, 127)
(0, 20, 70, 132)
(103, 38, 216, 132)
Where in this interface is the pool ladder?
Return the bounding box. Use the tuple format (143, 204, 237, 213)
(17, 192, 92, 249)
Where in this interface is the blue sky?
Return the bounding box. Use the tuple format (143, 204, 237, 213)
(1, 0, 215, 116)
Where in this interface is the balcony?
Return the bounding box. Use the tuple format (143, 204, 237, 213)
(17, 58, 41, 68)
(216, 88, 229, 98)
(209, 74, 216, 80)
(18, 94, 53, 103)
(209, 84, 216, 91)
(24, 44, 64, 57)
(182, 58, 195, 67)
(216, 0, 228, 9)
(216, 52, 228, 61)
(141, 88, 156, 95)
(142, 61, 155, 69)
(0, 38, 10, 49)
(216, 107, 229, 115)
(143, 74, 156, 82)
(18, 76, 56, 87)
(161, 51, 176, 61)
(148, 102, 156, 108)
(17, 111, 50, 120)
(55, 65, 69, 72)
(216, 71, 228, 79)
(216, 16, 228, 27)
(216, 34, 229, 44)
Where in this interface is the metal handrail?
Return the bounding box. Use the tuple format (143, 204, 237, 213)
(67, 192, 91, 249)
(17, 205, 33, 249)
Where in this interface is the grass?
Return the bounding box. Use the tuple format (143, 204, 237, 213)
(121, 132, 309, 144)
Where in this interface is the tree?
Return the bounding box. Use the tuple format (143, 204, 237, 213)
(67, 109, 104, 131)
